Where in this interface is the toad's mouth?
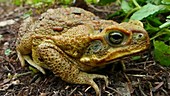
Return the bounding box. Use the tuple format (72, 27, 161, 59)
(107, 43, 149, 64)
(98, 39, 150, 66)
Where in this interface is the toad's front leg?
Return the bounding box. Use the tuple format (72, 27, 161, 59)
(37, 42, 108, 96)
(16, 37, 46, 74)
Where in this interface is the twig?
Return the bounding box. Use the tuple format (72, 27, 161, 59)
(84, 86, 91, 92)
(68, 86, 78, 96)
(107, 86, 122, 95)
(88, 4, 114, 13)
(139, 84, 147, 96)
(152, 82, 164, 92)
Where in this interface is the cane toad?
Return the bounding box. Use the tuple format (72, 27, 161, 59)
(16, 7, 150, 96)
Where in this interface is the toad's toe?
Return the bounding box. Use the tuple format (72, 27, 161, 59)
(63, 72, 108, 96)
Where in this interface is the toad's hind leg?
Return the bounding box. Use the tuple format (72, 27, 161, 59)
(37, 42, 108, 96)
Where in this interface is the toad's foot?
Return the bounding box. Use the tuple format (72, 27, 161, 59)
(16, 50, 46, 74)
(16, 50, 25, 67)
(23, 55, 46, 74)
(37, 42, 108, 96)
(71, 72, 108, 96)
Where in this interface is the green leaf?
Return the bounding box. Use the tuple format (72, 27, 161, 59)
(13, 0, 22, 5)
(146, 0, 162, 5)
(5, 48, 11, 56)
(131, 56, 142, 61)
(130, 3, 165, 20)
(29, 66, 39, 74)
(159, 21, 170, 28)
(159, 15, 170, 28)
(154, 41, 170, 66)
(98, 0, 116, 5)
(62, 0, 72, 4)
(0, 34, 3, 39)
(150, 29, 170, 40)
(86, 0, 99, 4)
(145, 21, 160, 33)
(146, 16, 162, 27)
(22, 11, 32, 19)
(106, 9, 126, 20)
(0, 0, 6, 2)
(167, 15, 170, 18)
(162, 0, 170, 4)
(121, 0, 132, 13)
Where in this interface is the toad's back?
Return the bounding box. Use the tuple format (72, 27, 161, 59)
(17, 7, 117, 55)
(18, 7, 117, 38)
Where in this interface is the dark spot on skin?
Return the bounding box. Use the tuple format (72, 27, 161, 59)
(44, 58, 48, 61)
(40, 24, 44, 26)
(133, 41, 138, 44)
(92, 17, 99, 20)
(49, 17, 55, 20)
(38, 57, 44, 62)
(72, 11, 81, 15)
(52, 26, 64, 32)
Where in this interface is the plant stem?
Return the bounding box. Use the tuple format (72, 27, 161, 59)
(132, 0, 141, 8)
(123, 7, 139, 21)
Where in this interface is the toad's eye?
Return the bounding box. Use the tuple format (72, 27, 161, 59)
(107, 31, 124, 45)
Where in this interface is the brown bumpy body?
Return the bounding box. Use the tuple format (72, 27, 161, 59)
(16, 7, 150, 96)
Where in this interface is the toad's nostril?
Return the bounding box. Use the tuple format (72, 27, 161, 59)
(99, 29, 103, 32)
(138, 33, 143, 38)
